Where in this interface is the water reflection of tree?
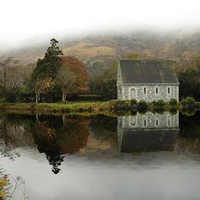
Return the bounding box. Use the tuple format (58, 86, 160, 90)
(177, 112, 200, 153)
(58, 116, 90, 153)
(33, 117, 63, 174)
(32, 115, 90, 174)
(0, 114, 35, 160)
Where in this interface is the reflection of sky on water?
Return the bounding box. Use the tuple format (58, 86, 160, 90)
(1, 148, 200, 200)
(1, 111, 200, 200)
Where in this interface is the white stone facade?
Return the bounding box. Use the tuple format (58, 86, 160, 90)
(117, 60, 180, 102)
(117, 83, 179, 102)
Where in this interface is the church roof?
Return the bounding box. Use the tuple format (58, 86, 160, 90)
(119, 60, 179, 84)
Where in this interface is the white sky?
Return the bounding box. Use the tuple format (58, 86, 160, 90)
(0, 0, 200, 50)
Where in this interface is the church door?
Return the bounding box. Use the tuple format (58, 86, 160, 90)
(129, 88, 136, 100)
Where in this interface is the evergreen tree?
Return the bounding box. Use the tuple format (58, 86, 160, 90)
(31, 38, 63, 102)
(32, 38, 63, 80)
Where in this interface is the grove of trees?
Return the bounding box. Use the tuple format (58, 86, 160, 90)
(0, 38, 89, 103)
(30, 39, 89, 103)
(175, 55, 200, 101)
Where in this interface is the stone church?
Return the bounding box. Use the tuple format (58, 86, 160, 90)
(117, 60, 179, 102)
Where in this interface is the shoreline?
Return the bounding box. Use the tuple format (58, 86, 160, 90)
(0, 101, 199, 116)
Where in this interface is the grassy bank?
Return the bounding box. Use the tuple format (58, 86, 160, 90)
(0, 101, 111, 115)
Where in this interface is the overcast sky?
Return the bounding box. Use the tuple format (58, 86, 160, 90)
(0, 0, 200, 50)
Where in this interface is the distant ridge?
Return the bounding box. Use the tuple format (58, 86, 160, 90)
(0, 30, 200, 72)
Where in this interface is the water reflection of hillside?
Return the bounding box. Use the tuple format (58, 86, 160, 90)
(117, 112, 179, 153)
(0, 114, 36, 160)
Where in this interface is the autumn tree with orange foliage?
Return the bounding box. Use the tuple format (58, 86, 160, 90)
(59, 56, 89, 101)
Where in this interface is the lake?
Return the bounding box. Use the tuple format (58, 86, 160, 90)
(1, 110, 200, 200)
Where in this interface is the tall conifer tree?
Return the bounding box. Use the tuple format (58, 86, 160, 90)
(32, 38, 63, 80)
(31, 38, 63, 103)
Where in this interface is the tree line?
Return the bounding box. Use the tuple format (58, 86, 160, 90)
(174, 56, 200, 101)
(89, 54, 200, 101)
(0, 39, 199, 103)
(0, 38, 89, 103)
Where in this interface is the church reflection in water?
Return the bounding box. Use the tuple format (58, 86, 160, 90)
(117, 112, 179, 153)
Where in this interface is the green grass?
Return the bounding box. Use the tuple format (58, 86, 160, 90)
(0, 101, 111, 115)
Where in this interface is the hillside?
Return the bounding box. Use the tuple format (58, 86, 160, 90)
(0, 30, 200, 72)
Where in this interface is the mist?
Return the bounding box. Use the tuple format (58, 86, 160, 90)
(0, 0, 200, 52)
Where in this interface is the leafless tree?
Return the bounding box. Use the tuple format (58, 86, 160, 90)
(34, 76, 55, 103)
(56, 68, 76, 102)
(0, 57, 18, 101)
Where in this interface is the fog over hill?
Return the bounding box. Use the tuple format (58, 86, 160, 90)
(0, 30, 200, 72)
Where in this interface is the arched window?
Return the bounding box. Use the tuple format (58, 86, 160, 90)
(167, 118, 171, 126)
(129, 116, 136, 127)
(167, 87, 171, 95)
(155, 87, 159, 94)
(155, 119, 159, 127)
(143, 87, 147, 95)
(143, 119, 147, 127)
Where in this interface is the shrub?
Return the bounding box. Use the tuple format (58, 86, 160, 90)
(86, 107, 94, 112)
(0, 98, 5, 103)
(153, 99, 165, 107)
(130, 99, 137, 110)
(169, 98, 177, 106)
(180, 97, 196, 107)
(185, 97, 196, 105)
(181, 109, 196, 116)
(5, 92, 16, 103)
(0, 166, 10, 200)
(130, 99, 137, 106)
(180, 99, 187, 106)
(110, 100, 130, 110)
(169, 109, 177, 115)
(137, 100, 147, 112)
(155, 109, 165, 115)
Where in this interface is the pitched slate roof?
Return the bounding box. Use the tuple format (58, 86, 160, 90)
(119, 60, 179, 84)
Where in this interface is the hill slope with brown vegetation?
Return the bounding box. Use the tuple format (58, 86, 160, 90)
(1, 30, 200, 72)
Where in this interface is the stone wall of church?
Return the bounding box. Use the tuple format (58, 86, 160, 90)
(120, 84, 179, 102)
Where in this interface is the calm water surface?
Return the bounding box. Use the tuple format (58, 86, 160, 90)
(1, 111, 200, 200)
